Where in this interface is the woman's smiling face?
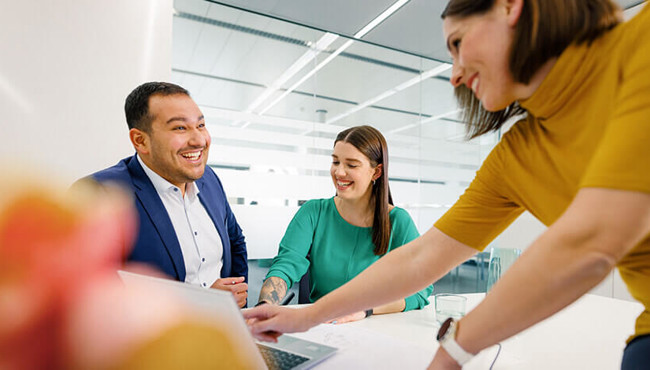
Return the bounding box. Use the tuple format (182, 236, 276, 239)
(330, 141, 378, 202)
(443, 1, 521, 111)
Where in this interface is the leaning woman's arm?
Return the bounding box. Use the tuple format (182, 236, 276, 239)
(307, 227, 477, 323)
(331, 298, 406, 324)
(245, 227, 477, 340)
(432, 187, 650, 368)
(373, 299, 406, 314)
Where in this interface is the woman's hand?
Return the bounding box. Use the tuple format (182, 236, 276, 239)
(326, 311, 366, 324)
(243, 304, 319, 342)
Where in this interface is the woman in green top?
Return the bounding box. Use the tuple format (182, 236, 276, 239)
(256, 125, 433, 322)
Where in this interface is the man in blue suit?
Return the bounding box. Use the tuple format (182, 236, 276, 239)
(84, 82, 248, 307)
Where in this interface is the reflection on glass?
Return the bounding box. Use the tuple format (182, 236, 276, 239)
(486, 248, 522, 293)
(171, 0, 500, 259)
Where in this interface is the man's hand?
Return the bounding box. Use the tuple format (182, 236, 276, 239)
(211, 277, 247, 308)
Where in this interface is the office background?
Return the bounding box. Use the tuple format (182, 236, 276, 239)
(1, 0, 644, 300)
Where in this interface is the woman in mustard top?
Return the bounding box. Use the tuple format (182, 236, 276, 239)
(245, 1, 650, 368)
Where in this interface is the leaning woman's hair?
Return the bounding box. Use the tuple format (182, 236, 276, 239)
(441, 0, 621, 139)
(335, 125, 393, 256)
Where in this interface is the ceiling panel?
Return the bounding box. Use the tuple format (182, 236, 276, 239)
(380, 76, 457, 117)
(172, 0, 467, 150)
(261, 87, 351, 124)
(299, 55, 414, 104)
(171, 0, 642, 184)
(208, 0, 397, 36)
(362, 0, 449, 62)
(206, 0, 644, 63)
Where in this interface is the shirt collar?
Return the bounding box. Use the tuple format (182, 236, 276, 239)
(519, 42, 592, 120)
(519, 29, 617, 121)
(136, 154, 199, 198)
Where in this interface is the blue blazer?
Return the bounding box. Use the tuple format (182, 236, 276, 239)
(87, 155, 248, 282)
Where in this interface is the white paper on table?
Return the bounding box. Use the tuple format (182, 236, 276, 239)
(290, 323, 435, 369)
(464, 343, 524, 370)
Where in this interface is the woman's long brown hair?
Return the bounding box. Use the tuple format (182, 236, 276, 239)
(335, 125, 393, 255)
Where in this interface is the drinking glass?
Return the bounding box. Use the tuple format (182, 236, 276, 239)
(435, 293, 467, 324)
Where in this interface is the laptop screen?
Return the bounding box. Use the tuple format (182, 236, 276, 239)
(117, 270, 336, 369)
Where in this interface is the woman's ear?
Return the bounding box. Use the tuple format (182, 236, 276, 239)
(505, 0, 524, 27)
(373, 164, 383, 182)
(129, 128, 150, 155)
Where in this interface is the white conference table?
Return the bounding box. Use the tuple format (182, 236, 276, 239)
(289, 293, 643, 369)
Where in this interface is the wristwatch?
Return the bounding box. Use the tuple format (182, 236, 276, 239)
(436, 317, 474, 366)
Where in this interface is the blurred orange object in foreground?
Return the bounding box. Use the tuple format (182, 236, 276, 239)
(0, 179, 136, 369)
(0, 178, 255, 369)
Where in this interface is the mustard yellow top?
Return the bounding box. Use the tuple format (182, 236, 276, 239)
(435, 6, 650, 341)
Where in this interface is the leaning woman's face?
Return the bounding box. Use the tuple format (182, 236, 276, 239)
(443, 7, 519, 111)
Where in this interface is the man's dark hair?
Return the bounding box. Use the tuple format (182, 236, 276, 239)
(124, 82, 190, 132)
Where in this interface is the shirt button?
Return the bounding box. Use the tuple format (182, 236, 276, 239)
(194, 231, 198, 236)
(202, 282, 207, 287)
(202, 258, 205, 262)
(173, 188, 178, 192)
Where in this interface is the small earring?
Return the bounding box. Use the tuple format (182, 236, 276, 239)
(372, 179, 376, 185)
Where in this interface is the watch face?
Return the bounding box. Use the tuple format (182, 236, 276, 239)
(437, 317, 453, 340)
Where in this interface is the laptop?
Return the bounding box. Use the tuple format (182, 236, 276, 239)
(117, 270, 337, 369)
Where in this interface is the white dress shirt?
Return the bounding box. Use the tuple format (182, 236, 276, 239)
(137, 155, 223, 288)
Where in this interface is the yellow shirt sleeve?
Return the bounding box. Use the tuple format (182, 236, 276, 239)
(435, 140, 524, 250)
(580, 6, 650, 193)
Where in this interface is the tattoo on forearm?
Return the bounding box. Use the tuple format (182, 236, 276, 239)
(259, 277, 288, 304)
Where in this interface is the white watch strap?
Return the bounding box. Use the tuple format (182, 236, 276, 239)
(440, 335, 474, 366)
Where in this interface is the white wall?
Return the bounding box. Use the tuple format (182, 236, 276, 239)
(624, 2, 646, 20)
(0, 0, 173, 184)
(494, 211, 546, 251)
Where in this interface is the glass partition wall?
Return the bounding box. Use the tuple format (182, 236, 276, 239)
(171, 0, 500, 294)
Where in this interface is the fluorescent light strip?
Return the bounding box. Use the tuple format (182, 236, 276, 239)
(354, 0, 409, 38)
(257, 0, 410, 116)
(245, 32, 339, 114)
(238, 33, 339, 128)
(258, 39, 355, 115)
(389, 108, 461, 134)
(326, 63, 451, 125)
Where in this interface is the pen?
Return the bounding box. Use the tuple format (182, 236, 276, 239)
(279, 291, 295, 306)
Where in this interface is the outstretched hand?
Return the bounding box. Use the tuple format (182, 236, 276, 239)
(243, 304, 318, 342)
(326, 311, 366, 324)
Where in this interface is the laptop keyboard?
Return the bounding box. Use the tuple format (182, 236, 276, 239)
(258, 344, 310, 370)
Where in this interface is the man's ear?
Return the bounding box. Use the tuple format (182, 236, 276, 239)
(504, 0, 524, 27)
(129, 128, 149, 155)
